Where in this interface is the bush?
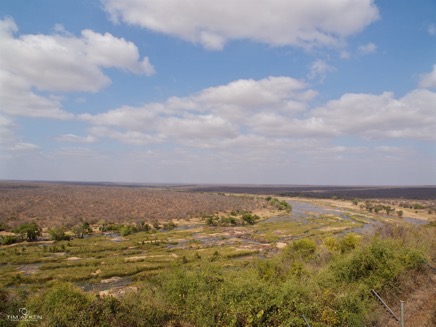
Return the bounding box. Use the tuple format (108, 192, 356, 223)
(24, 282, 92, 326)
(0, 235, 18, 245)
(324, 236, 340, 252)
(120, 225, 137, 236)
(287, 238, 316, 259)
(241, 212, 260, 225)
(13, 222, 41, 241)
(339, 233, 360, 254)
(0, 222, 9, 231)
(333, 237, 424, 288)
(48, 226, 70, 241)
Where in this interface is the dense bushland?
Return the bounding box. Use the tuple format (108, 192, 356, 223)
(0, 183, 267, 229)
(0, 224, 432, 326)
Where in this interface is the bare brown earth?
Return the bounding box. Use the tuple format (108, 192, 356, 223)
(0, 181, 266, 228)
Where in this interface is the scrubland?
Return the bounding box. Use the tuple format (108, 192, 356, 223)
(0, 182, 434, 326)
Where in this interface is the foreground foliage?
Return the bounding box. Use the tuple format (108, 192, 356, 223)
(0, 224, 433, 326)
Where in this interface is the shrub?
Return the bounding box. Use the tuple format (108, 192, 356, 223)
(0, 222, 9, 231)
(333, 237, 424, 289)
(120, 225, 137, 236)
(339, 233, 360, 254)
(324, 236, 340, 252)
(241, 212, 259, 225)
(48, 226, 70, 241)
(24, 282, 92, 326)
(13, 222, 41, 241)
(0, 235, 18, 245)
(286, 238, 316, 259)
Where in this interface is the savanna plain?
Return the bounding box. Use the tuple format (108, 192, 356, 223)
(0, 182, 435, 326)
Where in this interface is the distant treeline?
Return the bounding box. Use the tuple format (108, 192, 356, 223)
(187, 185, 436, 200)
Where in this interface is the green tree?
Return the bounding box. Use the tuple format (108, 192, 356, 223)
(72, 222, 92, 238)
(13, 222, 41, 241)
(48, 226, 69, 241)
(241, 212, 260, 225)
(384, 206, 394, 215)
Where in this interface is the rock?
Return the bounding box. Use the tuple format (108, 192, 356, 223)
(100, 276, 123, 284)
(98, 286, 139, 298)
(66, 256, 81, 260)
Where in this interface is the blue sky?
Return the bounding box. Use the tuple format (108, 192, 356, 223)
(0, 0, 435, 185)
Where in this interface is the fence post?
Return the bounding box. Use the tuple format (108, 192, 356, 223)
(400, 301, 404, 327)
(302, 314, 311, 327)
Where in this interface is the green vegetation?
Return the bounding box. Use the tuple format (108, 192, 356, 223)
(12, 222, 41, 242)
(0, 221, 433, 326)
(203, 211, 260, 226)
(48, 226, 70, 241)
(0, 193, 434, 326)
(267, 197, 292, 212)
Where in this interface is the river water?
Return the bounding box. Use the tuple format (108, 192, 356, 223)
(262, 199, 428, 234)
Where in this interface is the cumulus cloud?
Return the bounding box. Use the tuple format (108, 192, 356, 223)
(79, 75, 436, 148)
(102, 0, 379, 50)
(419, 64, 436, 89)
(0, 70, 73, 119)
(314, 89, 436, 140)
(0, 17, 154, 119)
(80, 76, 315, 144)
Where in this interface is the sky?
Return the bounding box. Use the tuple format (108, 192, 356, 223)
(0, 0, 435, 185)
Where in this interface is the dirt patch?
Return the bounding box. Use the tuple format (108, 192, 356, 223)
(276, 242, 287, 249)
(125, 254, 178, 263)
(109, 236, 127, 242)
(66, 256, 81, 261)
(18, 264, 40, 275)
(100, 276, 123, 284)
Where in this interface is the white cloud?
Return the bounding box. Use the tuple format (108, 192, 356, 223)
(102, 0, 379, 50)
(162, 114, 238, 139)
(0, 70, 73, 119)
(358, 42, 377, 55)
(419, 64, 436, 89)
(314, 89, 436, 140)
(307, 59, 335, 82)
(81, 29, 154, 75)
(79, 75, 436, 148)
(89, 126, 163, 145)
(55, 134, 97, 144)
(80, 104, 164, 130)
(0, 17, 154, 119)
(80, 76, 316, 144)
(8, 143, 40, 152)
